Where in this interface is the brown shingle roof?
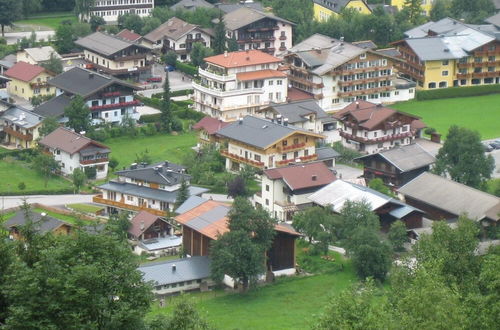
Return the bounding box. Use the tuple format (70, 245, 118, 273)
(287, 87, 314, 102)
(264, 162, 336, 191)
(116, 29, 142, 42)
(236, 69, 286, 81)
(144, 17, 198, 42)
(4, 61, 46, 82)
(205, 50, 281, 68)
(39, 127, 109, 155)
(192, 116, 230, 135)
(128, 211, 161, 238)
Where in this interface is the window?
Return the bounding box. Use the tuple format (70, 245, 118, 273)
(488, 66, 495, 72)
(276, 92, 281, 100)
(179, 44, 186, 48)
(442, 60, 449, 65)
(127, 195, 133, 201)
(488, 56, 495, 62)
(474, 57, 482, 63)
(282, 140, 287, 146)
(304, 149, 309, 156)
(332, 98, 339, 104)
(266, 184, 269, 192)
(360, 53, 366, 59)
(268, 80, 274, 86)
(474, 67, 482, 73)
(265, 199, 269, 206)
(254, 154, 261, 162)
(294, 151, 299, 158)
(282, 153, 286, 160)
(439, 81, 447, 88)
(428, 82, 436, 89)
(105, 112, 109, 118)
(277, 80, 283, 85)
(442, 70, 448, 76)
(269, 93, 273, 100)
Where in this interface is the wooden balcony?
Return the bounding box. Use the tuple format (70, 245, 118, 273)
(80, 157, 109, 165)
(237, 36, 276, 44)
(288, 75, 324, 89)
(90, 100, 140, 111)
(3, 126, 33, 141)
(275, 154, 318, 167)
(246, 26, 279, 32)
(282, 142, 305, 152)
(93, 195, 167, 217)
(338, 75, 396, 87)
(338, 86, 395, 97)
(220, 149, 265, 169)
(340, 130, 414, 144)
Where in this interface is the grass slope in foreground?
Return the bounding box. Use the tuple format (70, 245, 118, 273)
(14, 12, 77, 30)
(392, 93, 500, 140)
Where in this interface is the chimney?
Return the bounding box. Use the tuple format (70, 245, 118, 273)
(224, 50, 228, 57)
(355, 101, 359, 109)
(276, 114, 282, 124)
(41, 212, 47, 217)
(140, 220, 144, 231)
(172, 264, 176, 272)
(79, 131, 85, 135)
(164, 161, 169, 168)
(312, 175, 317, 181)
(284, 118, 289, 126)
(238, 117, 243, 125)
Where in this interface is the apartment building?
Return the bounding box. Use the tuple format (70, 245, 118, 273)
(334, 100, 426, 154)
(91, 0, 154, 23)
(75, 32, 151, 80)
(215, 115, 325, 171)
(223, 7, 294, 57)
(312, 0, 371, 22)
(94, 161, 208, 216)
(285, 34, 416, 112)
(393, 18, 500, 89)
(193, 50, 288, 121)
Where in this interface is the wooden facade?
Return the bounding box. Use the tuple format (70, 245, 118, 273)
(403, 196, 457, 221)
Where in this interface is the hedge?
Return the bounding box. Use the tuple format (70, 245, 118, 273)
(152, 89, 194, 99)
(0, 188, 74, 196)
(0, 149, 37, 160)
(175, 61, 198, 76)
(416, 84, 500, 100)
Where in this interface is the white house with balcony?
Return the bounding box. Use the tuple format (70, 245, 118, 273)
(193, 49, 288, 121)
(34, 67, 140, 126)
(39, 127, 110, 179)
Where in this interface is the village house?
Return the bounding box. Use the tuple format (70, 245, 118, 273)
(138, 256, 212, 296)
(170, 0, 214, 11)
(284, 34, 416, 112)
(222, 7, 294, 57)
(4, 61, 56, 101)
(90, 0, 154, 23)
(38, 127, 110, 180)
(216, 0, 264, 13)
(309, 179, 425, 230)
(1, 106, 43, 149)
(175, 199, 301, 279)
(142, 17, 213, 61)
(391, 0, 435, 16)
(312, 0, 372, 22)
(94, 161, 208, 216)
(16, 46, 61, 66)
(215, 115, 326, 171)
(398, 172, 500, 226)
(75, 31, 152, 80)
(355, 143, 436, 189)
(393, 17, 500, 89)
(254, 162, 336, 221)
(193, 49, 288, 121)
(257, 99, 339, 143)
(128, 211, 181, 256)
(116, 29, 143, 43)
(34, 67, 140, 125)
(4, 211, 72, 240)
(334, 100, 426, 154)
(192, 116, 230, 147)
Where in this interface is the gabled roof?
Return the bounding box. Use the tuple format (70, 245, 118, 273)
(116, 29, 142, 42)
(312, 0, 370, 14)
(204, 49, 281, 69)
(138, 256, 211, 286)
(4, 211, 69, 234)
(170, 0, 214, 11)
(39, 127, 109, 155)
(174, 195, 208, 214)
(143, 17, 202, 42)
(21, 46, 61, 62)
(223, 7, 295, 31)
(216, 115, 324, 149)
(351, 40, 377, 49)
(264, 162, 336, 191)
(48, 67, 138, 97)
(115, 161, 189, 186)
(4, 61, 47, 82)
(192, 116, 230, 135)
(260, 99, 329, 124)
(33, 94, 72, 118)
(75, 32, 148, 57)
(2, 107, 43, 129)
(128, 211, 166, 238)
(356, 144, 435, 172)
(287, 87, 314, 102)
(398, 172, 500, 222)
(216, 1, 264, 13)
(486, 12, 500, 28)
(333, 100, 420, 130)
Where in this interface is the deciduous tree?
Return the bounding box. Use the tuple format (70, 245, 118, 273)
(32, 152, 60, 187)
(190, 42, 213, 67)
(41, 52, 63, 74)
(89, 15, 106, 32)
(74, 0, 95, 21)
(0, 0, 22, 37)
(175, 179, 189, 209)
(38, 116, 60, 137)
(388, 220, 407, 252)
(337, 200, 380, 245)
(72, 168, 86, 193)
(64, 95, 92, 134)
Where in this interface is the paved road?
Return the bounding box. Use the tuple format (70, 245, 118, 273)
(1, 194, 94, 211)
(3, 30, 55, 45)
(333, 164, 363, 180)
(484, 139, 500, 178)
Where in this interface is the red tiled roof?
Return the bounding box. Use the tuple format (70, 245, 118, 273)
(287, 87, 314, 102)
(236, 69, 286, 81)
(128, 211, 161, 238)
(264, 162, 336, 191)
(5, 61, 46, 82)
(116, 29, 142, 42)
(205, 50, 281, 68)
(192, 117, 230, 135)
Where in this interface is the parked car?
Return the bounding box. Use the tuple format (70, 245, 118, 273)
(164, 65, 175, 72)
(147, 77, 162, 83)
(483, 143, 494, 152)
(490, 140, 500, 150)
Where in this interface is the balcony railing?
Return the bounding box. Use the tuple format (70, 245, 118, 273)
(80, 157, 109, 165)
(237, 37, 276, 44)
(246, 26, 279, 32)
(198, 68, 235, 82)
(193, 81, 264, 97)
(338, 75, 396, 87)
(3, 126, 33, 141)
(30, 82, 50, 88)
(338, 86, 394, 97)
(275, 154, 317, 167)
(282, 142, 306, 152)
(93, 195, 167, 217)
(90, 100, 140, 111)
(220, 149, 265, 169)
(288, 75, 324, 89)
(339, 130, 414, 144)
(102, 91, 121, 97)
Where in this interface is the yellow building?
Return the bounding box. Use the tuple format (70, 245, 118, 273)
(1, 106, 43, 149)
(391, 0, 435, 16)
(4, 61, 55, 101)
(313, 0, 372, 22)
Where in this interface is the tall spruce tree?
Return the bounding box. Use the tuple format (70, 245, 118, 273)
(160, 75, 172, 132)
(212, 15, 226, 55)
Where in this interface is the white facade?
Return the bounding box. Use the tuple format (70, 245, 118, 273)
(193, 62, 288, 121)
(49, 147, 109, 180)
(91, 0, 154, 23)
(230, 22, 293, 57)
(99, 187, 174, 212)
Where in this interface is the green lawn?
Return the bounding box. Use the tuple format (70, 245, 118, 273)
(0, 147, 11, 154)
(392, 94, 500, 139)
(105, 132, 197, 169)
(15, 12, 77, 30)
(32, 207, 89, 225)
(148, 243, 357, 329)
(66, 203, 103, 214)
(0, 158, 73, 194)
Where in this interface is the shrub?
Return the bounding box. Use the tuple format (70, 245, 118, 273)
(332, 141, 363, 165)
(84, 166, 97, 180)
(139, 113, 161, 123)
(424, 127, 436, 135)
(175, 61, 198, 76)
(0, 188, 74, 196)
(152, 89, 193, 98)
(171, 117, 183, 132)
(416, 84, 500, 100)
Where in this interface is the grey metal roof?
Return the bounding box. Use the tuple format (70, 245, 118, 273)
(138, 235, 182, 251)
(116, 161, 189, 186)
(174, 195, 208, 214)
(0, 54, 16, 68)
(2, 107, 43, 128)
(316, 146, 340, 160)
(187, 205, 229, 232)
(33, 94, 72, 118)
(312, 0, 354, 14)
(48, 67, 137, 98)
(223, 7, 295, 31)
(389, 205, 417, 219)
(398, 172, 500, 221)
(216, 115, 314, 149)
(375, 48, 401, 57)
(216, 1, 264, 13)
(352, 40, 377, 49)
(356, 143, 435, 172)
(138, 256, 211, 286)
(263, 99, 329, 124)
(4, 211, 66, 234)
(394, 77, 417, 89)
(75, 32, 148, 57)
(170, 0, 214, 11)
(98, 181, 208, 203)
(23, 46, 61, 62)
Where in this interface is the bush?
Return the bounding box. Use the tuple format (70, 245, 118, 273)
(84, 166, 97, 180)
(175, 61, 198, 76)
(152, 89, 193, 98)
(332, 141, 363, 165)
(139, 113, 161, 123)
(0, 188, 74, 196)
(171, 117, 183, 132)
(0, 149, 37, 161)
(416, 84, 500, 100)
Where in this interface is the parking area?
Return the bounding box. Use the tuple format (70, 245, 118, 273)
(484, 138, 500, 178)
